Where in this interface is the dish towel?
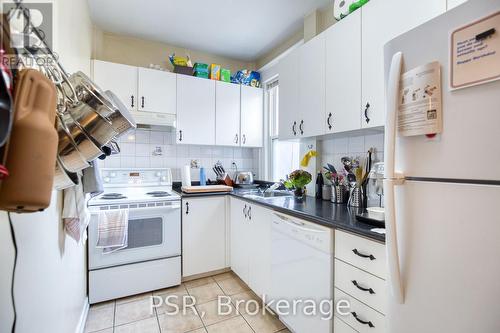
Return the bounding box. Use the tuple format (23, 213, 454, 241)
(96, 209, 129, 254)
(62, 176, 90, 243)
(82, 160, 104, 197)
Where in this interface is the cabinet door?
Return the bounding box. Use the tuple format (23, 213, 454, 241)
(182, 197, 226, 277)
(176, 75, 216, 145)
(361, 0, 446, 128)
(277, 47, 300, 140)
(216, 81, 241, 146)
(137, 67, 176, 115)
(240, 86, 263, 147)
(248, 204, 272, 298)
(92, 60, 137, 111)
(298, 33, 326, 138)
(230, 198, 250, 283)
(325, 10, 362, 134)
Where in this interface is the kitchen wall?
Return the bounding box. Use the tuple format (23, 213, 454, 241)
(318, 131, 385, 177)
(0, 1, 92, 332)
(92, 29, 256, 73)
(98, 128, 261, 181)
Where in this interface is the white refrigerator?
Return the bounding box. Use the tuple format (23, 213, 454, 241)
(383, 1, 500, 333)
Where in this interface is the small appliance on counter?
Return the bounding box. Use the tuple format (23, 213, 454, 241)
(234, 171, 258, 189)
(356, 162, 385, 226)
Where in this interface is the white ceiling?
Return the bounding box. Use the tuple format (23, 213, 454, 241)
(87, 0, 331, 62)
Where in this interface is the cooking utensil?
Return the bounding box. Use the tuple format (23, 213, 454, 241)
(53, 157, 79, 190)
(56, 113, 89, 172)
(104, 90, 136, 135)
(0, 69, 58, 212)
(59, 111, 103, 162)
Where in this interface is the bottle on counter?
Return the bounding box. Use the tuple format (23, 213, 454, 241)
(199, 167, 207, 186)
(315, 171, 324, 199)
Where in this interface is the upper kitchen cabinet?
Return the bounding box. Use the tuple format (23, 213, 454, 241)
(216, 81, 241, 146)
(298, 33, 325, 138)
(137, 67, 176, 115)
(361, 0, 446, 128)
(92, 60, 137, 111)
(325, 10, 362, 134)
(277, 47, 300, 140)
(240, 85, 264, 147)
(176, 75, 216, 145)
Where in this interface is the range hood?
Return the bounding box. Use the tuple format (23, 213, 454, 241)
(130, 110, 176, 127)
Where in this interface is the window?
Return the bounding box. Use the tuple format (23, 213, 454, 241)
(266, 79, 300, 182)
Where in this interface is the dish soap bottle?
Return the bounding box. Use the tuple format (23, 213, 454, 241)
(315, 171, 324, 199)
(199, 167, 207, 186)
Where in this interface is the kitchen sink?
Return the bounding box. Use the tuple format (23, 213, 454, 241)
(242, 190, 293, 200)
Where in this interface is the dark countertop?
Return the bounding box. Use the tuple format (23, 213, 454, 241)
(173, 184, 385, 243)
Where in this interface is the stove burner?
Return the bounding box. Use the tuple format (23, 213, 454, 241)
(146, 191, 171, 198)
(101, 193, 127, 200)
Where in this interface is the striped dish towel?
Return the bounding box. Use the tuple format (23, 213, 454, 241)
(96, 209, 129, 254)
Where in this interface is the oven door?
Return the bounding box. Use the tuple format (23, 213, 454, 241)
(88, 201, 181, 270)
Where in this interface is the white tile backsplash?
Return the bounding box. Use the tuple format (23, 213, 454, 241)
(320, 132, 384, 173)
(100, 128, 260, 180)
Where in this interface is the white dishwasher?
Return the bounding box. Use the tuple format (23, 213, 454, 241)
(269, 213, 334, 333)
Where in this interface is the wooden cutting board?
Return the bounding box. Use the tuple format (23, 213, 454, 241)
(181, 185, 233, 193)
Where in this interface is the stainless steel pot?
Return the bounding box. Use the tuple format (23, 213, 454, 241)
(57, 114, 89, 173)
(63, 71, 118, 147)
(105, 90, 136, 135)
(60, 111, 103, 162)
(54, 158, 78, 190)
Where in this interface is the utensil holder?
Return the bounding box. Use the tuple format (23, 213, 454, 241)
(349, 186, 363, 207)
(331, 185, 348, 204)
(322, 185, 332, 201)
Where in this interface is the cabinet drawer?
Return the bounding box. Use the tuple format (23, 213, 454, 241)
(335, 288, 385, 333)
(334, 316, 358, 333)
(335, 230, 386, 279)
(335, 259, 386, 314)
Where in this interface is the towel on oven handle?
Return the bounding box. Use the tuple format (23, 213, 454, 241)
(96, 209, 129, 254)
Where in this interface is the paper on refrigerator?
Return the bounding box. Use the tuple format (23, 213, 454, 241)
(398, 61, 442, 137)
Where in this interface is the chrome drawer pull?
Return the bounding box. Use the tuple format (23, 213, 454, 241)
(351, 312, 375, 328)
(352, 248, 376, 261)
(352, 280, 375, 294)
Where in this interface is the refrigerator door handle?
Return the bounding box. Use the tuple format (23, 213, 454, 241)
(384, 51, 405, 304)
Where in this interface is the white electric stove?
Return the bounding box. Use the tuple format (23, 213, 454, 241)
(88, 168, 181, 304)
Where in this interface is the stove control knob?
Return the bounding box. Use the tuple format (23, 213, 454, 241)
(110, 172, 117, 177)
(161, 176, 167, 181)
(104, 177, 111, 183)
(156, 172, 162, 177)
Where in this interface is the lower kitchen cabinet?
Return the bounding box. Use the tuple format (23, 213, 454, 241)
(334, 317, 358, 333)
(182, 197, 226, 277)
(230, 198, 271, 297)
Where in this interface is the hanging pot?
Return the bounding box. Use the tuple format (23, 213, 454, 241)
(53, 157, 78, 190)
(104, 90, 136, 136)
(56, 113, 89, 173)
(59, 111, 103, 162)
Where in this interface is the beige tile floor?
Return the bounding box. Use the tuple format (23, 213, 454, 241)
(85, 271, 291, 333)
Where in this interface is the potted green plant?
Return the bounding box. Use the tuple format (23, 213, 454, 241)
(284, 170, 312, 200)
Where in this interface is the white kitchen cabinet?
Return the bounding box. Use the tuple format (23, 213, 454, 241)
(230, 198, 250, 282)
(92, 60, 137, 111)
(240, 85, 264, 147)
(334, 317, 357, 333)
(277, 47, 300, 140)
(298, 33, 326, 138)
(447, 0, 467, 10)
(182, 197, 226, 277)
(325, 10, 362, 134)
(361, 0, 446, 128)
(216, 81, 241, 146)
(176, 75, 216, 145)
(230, 198, 271, 297)
(137, 67, 176, 115)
